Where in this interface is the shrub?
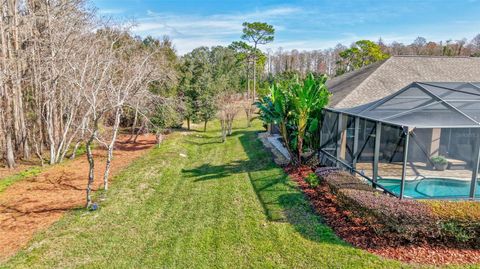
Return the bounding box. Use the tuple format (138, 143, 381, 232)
(338, 189, 440, 242)
(309, 167, 480, 246)
(424, 200, 480, 247)
(315, 167, 340, 178)
(151, 98, 184, 129)
(318, 169, 373, 192)
(440, 221, 473, 243)
(430, 155, 448, 165)
(424, 200, 480, 222)
(304, 173, 319, 188)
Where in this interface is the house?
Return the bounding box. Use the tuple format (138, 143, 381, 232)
(320, 56, 480, 200)
(327, 56, 480, 108)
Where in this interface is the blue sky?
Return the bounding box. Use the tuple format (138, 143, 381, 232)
(92, 0, 480, 54)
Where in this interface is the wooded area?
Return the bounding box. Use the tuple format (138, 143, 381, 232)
(0, 0, 176, 206)
(266, 35, 480, 76)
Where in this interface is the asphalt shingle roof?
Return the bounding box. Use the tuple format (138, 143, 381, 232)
(331, 82, 480, 128)
(326, 56, 480, 108)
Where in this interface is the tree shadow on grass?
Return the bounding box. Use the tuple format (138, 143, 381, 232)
(182, 129, 343, 245)
(183, 139, 223, 146)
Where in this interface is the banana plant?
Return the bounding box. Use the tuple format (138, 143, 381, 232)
(255, 83, 297, 163)
(256, 73, 330, 166)
(289, 74, 330, 163)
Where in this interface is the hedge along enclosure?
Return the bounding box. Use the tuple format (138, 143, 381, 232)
(317, 169, 480, 248)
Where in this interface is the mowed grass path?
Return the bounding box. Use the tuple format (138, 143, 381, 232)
(2, 119, 410, 268)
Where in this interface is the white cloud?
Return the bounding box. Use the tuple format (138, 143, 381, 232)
(98, 8, 125, 15)
(132, 6, 301, 54)
(127, 3, 480, 55)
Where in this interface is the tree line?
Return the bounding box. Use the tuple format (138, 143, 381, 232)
(267, 34, 480, 77)
(176, 22, 275, 135)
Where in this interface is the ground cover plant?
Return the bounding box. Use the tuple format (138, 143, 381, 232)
(0, 168, 42, 194)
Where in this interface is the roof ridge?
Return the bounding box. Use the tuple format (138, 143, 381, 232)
(390, 55, 476, 59)
(327, 59, 385, 86)
(336, 57, 393, 108)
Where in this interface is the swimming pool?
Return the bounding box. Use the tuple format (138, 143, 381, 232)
(377, 178, 480, 199)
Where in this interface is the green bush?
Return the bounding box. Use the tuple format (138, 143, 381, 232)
(425, 201, 480, 246)
(151, 98, 184, 129)
(338, 189, 440, 242)
(424, 200, 480, 222)
(304, 173, 319, 188)
(441, 221, 473, 243)
(430, 155, 448, 165)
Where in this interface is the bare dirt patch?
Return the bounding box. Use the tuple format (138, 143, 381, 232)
(0, 134, 156, 261)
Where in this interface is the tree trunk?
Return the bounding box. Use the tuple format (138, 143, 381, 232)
(33, 140, 44, 167)
(187, 117, 190, 130)
(31, 129, 45, 166)
(220, 119, 227, 142)
(280, 122, 298, 166)
(246, 60, 250, 100)
(156, 131, 163, 148)
(297, 138, 303, 166)
(85, 135, 95, 208)
(3, 93, 16, 168)
(70, 140, 81, 160)
(203, 120, 207, 132)
(245, 105, 252, 128)
(133, 121, 144, 144)
(129, 103, 138, 141)
(0, 3, 15, 168)
(227, 118, 233, 135)
(252, 56, 256, 103)
(45, 102, 57, 165)
(103, 107, 121, 191)
(85, 118, 99, 208)
(5, 131, 16, 168)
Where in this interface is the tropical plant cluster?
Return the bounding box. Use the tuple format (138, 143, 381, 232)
(256, 74, 331, 165)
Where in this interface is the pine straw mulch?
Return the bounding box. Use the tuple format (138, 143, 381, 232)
(0, 135, 157, 261)
(284, 165, 480, 266)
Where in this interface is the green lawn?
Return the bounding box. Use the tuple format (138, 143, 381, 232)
(1, 119, 442, 268)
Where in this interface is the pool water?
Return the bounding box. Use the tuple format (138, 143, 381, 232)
(377, 178, 480, 199)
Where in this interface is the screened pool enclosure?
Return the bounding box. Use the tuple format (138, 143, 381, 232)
(319, 82, 480, 200)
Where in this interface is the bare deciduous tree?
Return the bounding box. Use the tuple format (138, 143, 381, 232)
(217, 94, 242, 142)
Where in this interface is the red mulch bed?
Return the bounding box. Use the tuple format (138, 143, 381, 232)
(0, 135, 157, 261)
(284, 165, 480, 266)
